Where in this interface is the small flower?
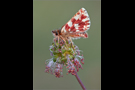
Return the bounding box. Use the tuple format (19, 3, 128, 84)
(45, 38, 84, 78)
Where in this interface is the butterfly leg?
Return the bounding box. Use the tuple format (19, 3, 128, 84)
(54, 36, 59, 47)
(57, 36, 60, 47)
(54, 37, 57, 45)
(69, 37, 76, 54)
(69, 37, 74, 47)
(59, 36, 68, 49)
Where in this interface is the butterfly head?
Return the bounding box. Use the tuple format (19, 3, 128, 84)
(52, 29, 61, 36)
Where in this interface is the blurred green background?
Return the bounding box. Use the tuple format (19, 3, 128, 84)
(33, 0, 101, 90)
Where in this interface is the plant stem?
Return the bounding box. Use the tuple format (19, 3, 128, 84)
(75, 72, 86, 90)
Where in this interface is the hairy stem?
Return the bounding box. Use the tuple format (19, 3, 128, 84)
(75, 72, 86, 90)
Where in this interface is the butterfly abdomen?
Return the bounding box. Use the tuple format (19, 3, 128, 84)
(70, 32, 88, 38)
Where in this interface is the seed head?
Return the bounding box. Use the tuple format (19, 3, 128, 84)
(45, 38, 85, 78)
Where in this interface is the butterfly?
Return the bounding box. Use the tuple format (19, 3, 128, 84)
(52, 8, 91, 47)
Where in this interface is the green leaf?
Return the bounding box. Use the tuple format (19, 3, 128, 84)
(62, 49, 66, 53)
(69, 55, 73, 59)
(61, 58, 67, 63)
(53, 58, 56, 62)
(57, 52, 62, 57)
(66, 40, 69, 44)
(53, 55, 58, 59)
(55, 43, 58, 46)
(53, 52, 57, 55)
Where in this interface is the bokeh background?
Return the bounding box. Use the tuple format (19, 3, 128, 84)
(33, 0, 101, 90)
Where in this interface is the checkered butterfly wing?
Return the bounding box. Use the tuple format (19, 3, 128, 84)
(61, 8, 91, 39)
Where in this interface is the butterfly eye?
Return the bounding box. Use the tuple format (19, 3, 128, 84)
(55, 32, 58, 35)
